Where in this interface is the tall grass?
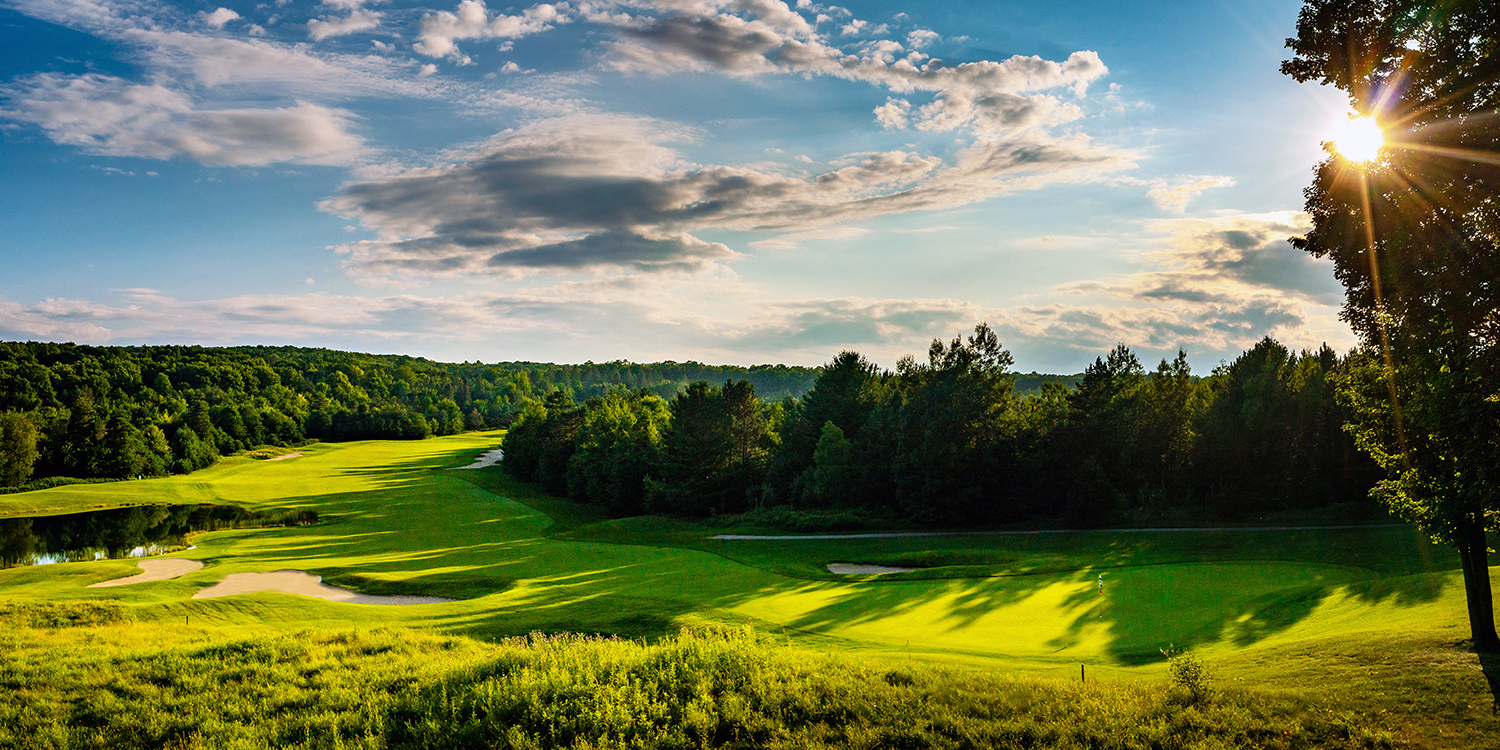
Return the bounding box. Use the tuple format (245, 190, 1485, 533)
(0, 612, 1393, 750)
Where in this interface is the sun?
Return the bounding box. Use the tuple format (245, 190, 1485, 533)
(1329, 116, 1385, 162)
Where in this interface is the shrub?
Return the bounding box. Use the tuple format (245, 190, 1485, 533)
(1162, 644, 1216, 704)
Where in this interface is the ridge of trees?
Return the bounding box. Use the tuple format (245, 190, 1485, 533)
(505, 325, 1383, 525)
(0, 342, 820, 488)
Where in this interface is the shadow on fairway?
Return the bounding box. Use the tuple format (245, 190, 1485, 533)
(1053, 560, 1451, 665)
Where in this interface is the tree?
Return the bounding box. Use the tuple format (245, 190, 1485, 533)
(101, 411, 147, 478)
(812, 421, 856, 505)
(1283, 0, 1500, 648)
(0, 411, 39, 487)
(647, 380, 772, 515)
(1057, 344, 1144, 523)
(63, 392, 106, 477)
(766, 350, 883, 507)
(887, 323, 1019, 523)
(566, 391, 669, 514)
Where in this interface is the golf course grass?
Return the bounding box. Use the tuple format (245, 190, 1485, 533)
(1, 432, 1496, 748)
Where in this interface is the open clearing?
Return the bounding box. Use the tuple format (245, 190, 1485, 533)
(1, 432, 1496, 746)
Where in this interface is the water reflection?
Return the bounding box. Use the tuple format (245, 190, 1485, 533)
(0, 505, 318, 567)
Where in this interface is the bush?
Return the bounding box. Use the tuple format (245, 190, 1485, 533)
(1162, 645, 1216, 704)
(715, 504, 891, 532)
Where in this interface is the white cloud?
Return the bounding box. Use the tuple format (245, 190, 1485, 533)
(307, 9, 382, 41)
(602, 4, 1109, 135)
(907, 29, 938, 49)
(0, 282, 986, 367)
(8, 0, 445, 100)
(199, 7, 239, 28)
(988, 212, 1351, 358)
(0, 212, 1353, 367)
(414, 0, 568, 59)
(1144, 174, 1236, 212)
(0, 73, 365, 166)
(748, 226, 870, 249)
(873, 96, 909, 128)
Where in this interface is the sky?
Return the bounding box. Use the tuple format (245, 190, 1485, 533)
(0, 0, 1360, 372)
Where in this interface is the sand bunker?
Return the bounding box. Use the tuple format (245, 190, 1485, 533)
(266, 451, 303, 461)
(88, 558, 204, 587)
(452, 447, 503, 470)
(827, 563, 914, 575)
(192, 570, 452, 605)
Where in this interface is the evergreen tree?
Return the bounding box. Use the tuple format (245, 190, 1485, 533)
(63, 392, 106, 478)
(812, 421, 856, 506)
(101, 411, 148, 479)
(888, 323, 1019, 523)
(0, 411, 39, 487)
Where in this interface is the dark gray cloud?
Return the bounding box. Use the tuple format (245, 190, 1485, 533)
(490, 231, 735, 272)
(1192, 228, 1343, 302)
(614, 14, 784, 72)
(322, 114, 1130, 276)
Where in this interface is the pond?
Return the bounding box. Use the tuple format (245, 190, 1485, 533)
(0, 505, 318, 567)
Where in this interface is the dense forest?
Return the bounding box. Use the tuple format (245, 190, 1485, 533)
(504, 325, 1383, 526)
(0, 342, 818, 489)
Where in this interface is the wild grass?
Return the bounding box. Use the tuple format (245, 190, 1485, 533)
(0, 615, 1398, 750)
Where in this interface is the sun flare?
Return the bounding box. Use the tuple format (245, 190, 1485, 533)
(1330, 116, 1385, 162)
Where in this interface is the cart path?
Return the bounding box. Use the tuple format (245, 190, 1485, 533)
(713, 523, 1410, 541)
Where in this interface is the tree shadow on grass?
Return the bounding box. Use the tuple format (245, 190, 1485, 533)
(1055, 562, 1453, 665)
(1479, 647, 1500, 714)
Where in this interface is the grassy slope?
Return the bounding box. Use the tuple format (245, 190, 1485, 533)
(0, 434, 1496, 746)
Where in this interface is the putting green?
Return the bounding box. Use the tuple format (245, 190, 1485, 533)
(0, 433, 1483, 678)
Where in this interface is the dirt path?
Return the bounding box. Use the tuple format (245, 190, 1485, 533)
(191, 570, 452, 605)
(88, 558, 203, 587)
(713, 523, 1409, 541)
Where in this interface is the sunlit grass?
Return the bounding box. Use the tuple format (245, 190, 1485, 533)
(0, 434, 1495, 746)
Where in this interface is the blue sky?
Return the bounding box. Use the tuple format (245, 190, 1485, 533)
(0, 0, 1356, 372)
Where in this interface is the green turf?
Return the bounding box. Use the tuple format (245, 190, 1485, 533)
(0, 433, 1496, 746)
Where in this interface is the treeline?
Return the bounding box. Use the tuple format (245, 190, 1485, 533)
(0, 342, 819, 488)
(504, 325, 1382, 525)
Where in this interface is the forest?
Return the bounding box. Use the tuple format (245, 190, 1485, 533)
(0, 332, 1383, 525)
(504, 324, 1383, 526)
(0, 342, 817, 489)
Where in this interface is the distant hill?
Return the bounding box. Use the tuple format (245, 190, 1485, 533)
(1012, 371, 1083, 396)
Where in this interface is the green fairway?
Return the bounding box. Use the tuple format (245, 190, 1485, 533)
(1, 434, 1496, 746)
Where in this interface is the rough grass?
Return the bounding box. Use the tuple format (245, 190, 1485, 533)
(0, 617, 1398, 750)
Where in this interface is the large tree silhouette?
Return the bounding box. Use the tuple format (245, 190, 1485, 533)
(1283, 0, 1500, 648)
